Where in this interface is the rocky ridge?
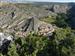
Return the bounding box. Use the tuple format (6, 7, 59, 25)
(0, 3, 75, 35)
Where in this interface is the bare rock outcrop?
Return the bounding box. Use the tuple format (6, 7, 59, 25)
(0, 32, 14, 54)
(52, 4, 69, 14)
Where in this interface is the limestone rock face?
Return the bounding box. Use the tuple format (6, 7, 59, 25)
(38, 21, 55, 36)
(0, 3, 52, 31)
(0, 3, 73, 31)
(0, 3, 75, 33)
(0, 32, 13, 54)
(53, 5, 69, 14)
(15, 17, 55, 37)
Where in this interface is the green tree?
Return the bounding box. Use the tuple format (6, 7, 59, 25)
(1, 29, 75, 56)
(7, 43, 19, 56)
(55, 13, 68, 28)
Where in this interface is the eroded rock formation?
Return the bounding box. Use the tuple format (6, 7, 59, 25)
(0, 32, 13, 54)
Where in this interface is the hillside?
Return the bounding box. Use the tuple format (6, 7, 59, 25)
(0, 3, 55, 33)
(0, 2, 75, 56)
(0, 2, 75, 31)
(0, 2, 75, 33)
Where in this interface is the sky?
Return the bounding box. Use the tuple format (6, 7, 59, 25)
(23, 0, 75, 2)
(0, 0, 75, 3)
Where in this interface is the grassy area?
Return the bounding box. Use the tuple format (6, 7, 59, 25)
(40, 16, 56, 24)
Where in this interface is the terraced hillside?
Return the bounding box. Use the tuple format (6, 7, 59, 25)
(0, 3, 55, 33)
(0, 2, 75, 33)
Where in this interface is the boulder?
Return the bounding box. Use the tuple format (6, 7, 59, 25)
(0, 32, 13, 54)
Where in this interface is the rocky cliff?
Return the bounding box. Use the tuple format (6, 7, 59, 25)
(0, 2, 75, 33)
(0, 3, 54, 32)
